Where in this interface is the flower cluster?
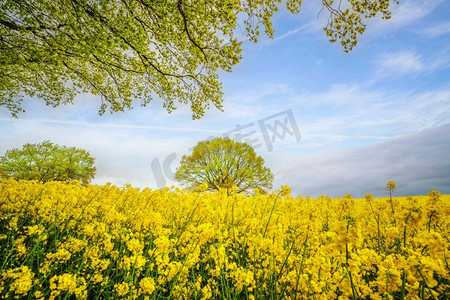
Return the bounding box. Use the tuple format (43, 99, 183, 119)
(0, 179, 448, 299)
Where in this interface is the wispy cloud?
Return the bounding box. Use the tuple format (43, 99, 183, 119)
(285, 85, 450, 143)
(373, 48, 450, 78)
(375, 51, 424, 76)
(388, 0, 442, 27)
(304, 133, 390, 140)
(0, 118, 224, 133)
(366, 0, 444, 34)
(419, 21, 450, 38)
(259, 23, 316, 47)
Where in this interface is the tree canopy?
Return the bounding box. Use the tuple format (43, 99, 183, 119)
(0, 141, 96, 185)
(175, 137, 273, 194)
(1, 0, 398, 118)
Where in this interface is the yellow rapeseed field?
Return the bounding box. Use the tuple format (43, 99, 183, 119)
(0, 179, 449, 299)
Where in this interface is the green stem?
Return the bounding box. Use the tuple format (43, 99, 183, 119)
(293, 232, 309, 300)
(346, 243, 359, 300)
(262, 193, 281, 238)
(400, 271, 406, 300)
(389, 190, 393, 212)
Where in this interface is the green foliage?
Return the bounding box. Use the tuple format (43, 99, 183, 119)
(0, 141, 96, 185)
(0, 0, 398, 118)
(322, 0, 399, 51)
(175, 137, 273, 194)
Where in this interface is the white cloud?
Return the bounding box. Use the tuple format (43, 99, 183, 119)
(275, 124, 450, 197)
(375, 51, 424, 76)
(268, 86, 450, 154)
(366, 0, 444, 34)
(420, 22, 450, 38)
(372, 47, 450, 79)
(388, 0, 442, 27)
(259, 23, 317, 47)
(0, 118, 224, 134)
(2, 86, 449, 193)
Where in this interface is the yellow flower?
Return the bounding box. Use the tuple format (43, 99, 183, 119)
(126, 238, 144, 253)
(65, 237, 88, 253)
(1, 179, 449, 299)
(26, 225, 42, 236)
(348, 258, 360, 274)
(35, 290, 44, 299)
(49, 248, 72, 262)
(2, 266, 34, 295)
(195, 183, 209, 192)
(134, 255, 147, 270)
(386, 181, 396, 191)
(279, 185, 291, 196)
(14, 236, 27, 257)
(201, 285, 212, 300)
(50, 273, 77, 294)
(91, 273, 103, 284)
(139, 277, 156, 295)
(114, 282, 129, 297)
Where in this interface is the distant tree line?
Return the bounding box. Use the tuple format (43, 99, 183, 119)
(1, 138, 273, 194)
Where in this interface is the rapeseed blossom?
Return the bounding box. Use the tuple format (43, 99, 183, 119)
(114, 282, 130, 297)
(0, 179, 448, 299)
(1, 266, 34, 295)
(139, 277, 156, 295)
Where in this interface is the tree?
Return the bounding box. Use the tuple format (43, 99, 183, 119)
(175, 137, 273, 194)
(0, 141, 96, 185)
(1, 0, 398, 119)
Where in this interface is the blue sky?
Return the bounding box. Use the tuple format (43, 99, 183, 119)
(1, 0, 449, 197)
